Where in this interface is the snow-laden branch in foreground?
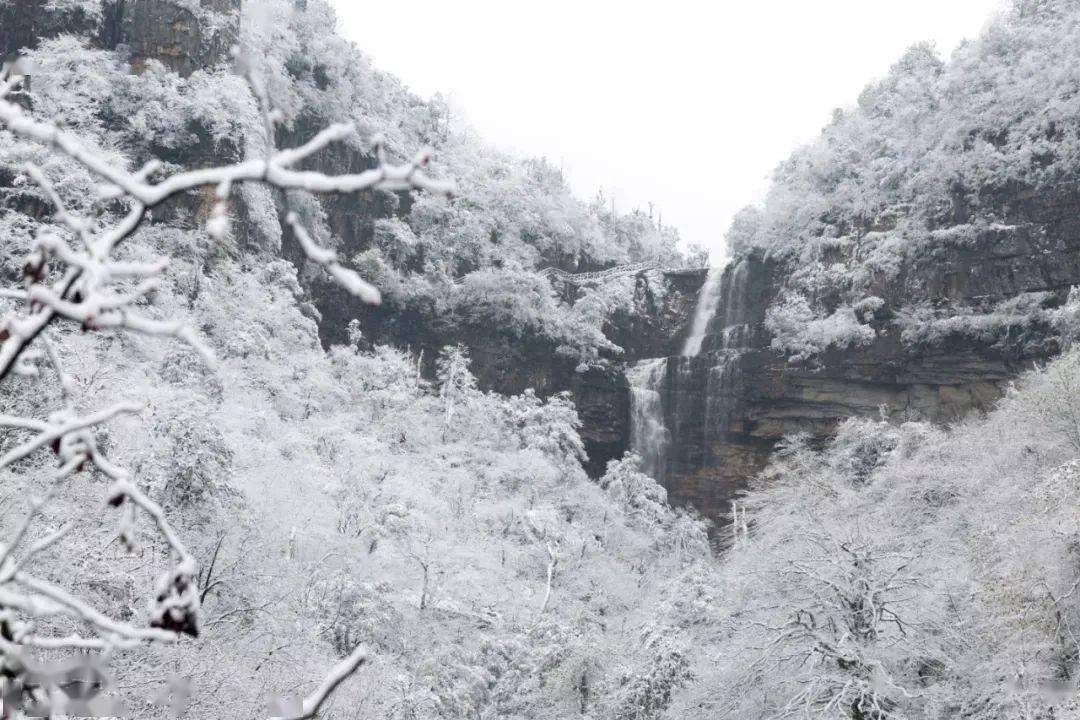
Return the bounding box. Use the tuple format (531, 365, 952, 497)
(0, 68, 453, 382)
(0, 339, 194, 655)
(0, 77, 453, 208)
(0, 59, 451, 713)
(0, 410, 193, 661)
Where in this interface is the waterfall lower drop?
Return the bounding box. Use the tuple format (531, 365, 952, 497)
(681, 265, 726, 357)
(627, 358, 670, 482)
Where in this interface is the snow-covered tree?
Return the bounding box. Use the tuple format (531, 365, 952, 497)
(436, 343, 477, 431)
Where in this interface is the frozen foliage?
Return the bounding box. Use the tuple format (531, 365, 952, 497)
(0, 7, 712, 715)
(439, 268, 625, 365)
(735, 1, 1080, 255)
(896, 290, 1080, 348)
(766, 291, 876, 362)
(731, 0, 1080, 359)
(43, 0, 103, 17)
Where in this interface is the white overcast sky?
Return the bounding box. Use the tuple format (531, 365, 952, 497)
(333, 1, 1007, 262)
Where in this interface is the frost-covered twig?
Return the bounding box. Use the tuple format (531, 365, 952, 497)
(285, 212, 380, 304)
(0, 402, 140, 472)
(0, 95, 451, 208)
(0, 395, 196, 688)
(735, 535, 927, 716)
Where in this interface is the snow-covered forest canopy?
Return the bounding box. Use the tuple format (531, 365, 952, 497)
(736, 0, 1080, 362)
(6, 0, 1080, 718)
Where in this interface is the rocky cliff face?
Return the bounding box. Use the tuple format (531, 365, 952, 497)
(626, 182, 1080, 525)
(2, 0, 239, 73)
(123, 0, 241, 76)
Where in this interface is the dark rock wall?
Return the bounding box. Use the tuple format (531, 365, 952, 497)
(2, 1, 238, 74)
(2, 0, 99, 61)
(123, 0, 241, 77)
(602, 268, 705, 361)
(1, 0, 48, 61)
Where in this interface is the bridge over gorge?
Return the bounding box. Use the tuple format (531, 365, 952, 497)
(538, 260, 661, 284)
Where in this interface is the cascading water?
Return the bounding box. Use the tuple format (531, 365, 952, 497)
(704, 352, 740, 442)
(681, 265, 727, 357)
(627, 358, 670, 481)
(622, 256, 761, 521)
(712, 257, 752, 350)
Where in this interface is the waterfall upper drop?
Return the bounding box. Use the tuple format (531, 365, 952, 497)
(681, 265, 726, 357)
(627, 358, 670, 482)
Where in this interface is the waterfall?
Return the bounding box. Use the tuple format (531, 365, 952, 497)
(627, 358, 670, 481)
(681, 265, 726, 357)
(620, 256, 759, 521)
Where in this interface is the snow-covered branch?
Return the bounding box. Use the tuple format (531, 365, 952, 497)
(0, 90, 452, 209)
(0, 412, 197, 692)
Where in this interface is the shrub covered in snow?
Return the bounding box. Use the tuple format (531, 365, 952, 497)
(765, 291, 876, 362)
